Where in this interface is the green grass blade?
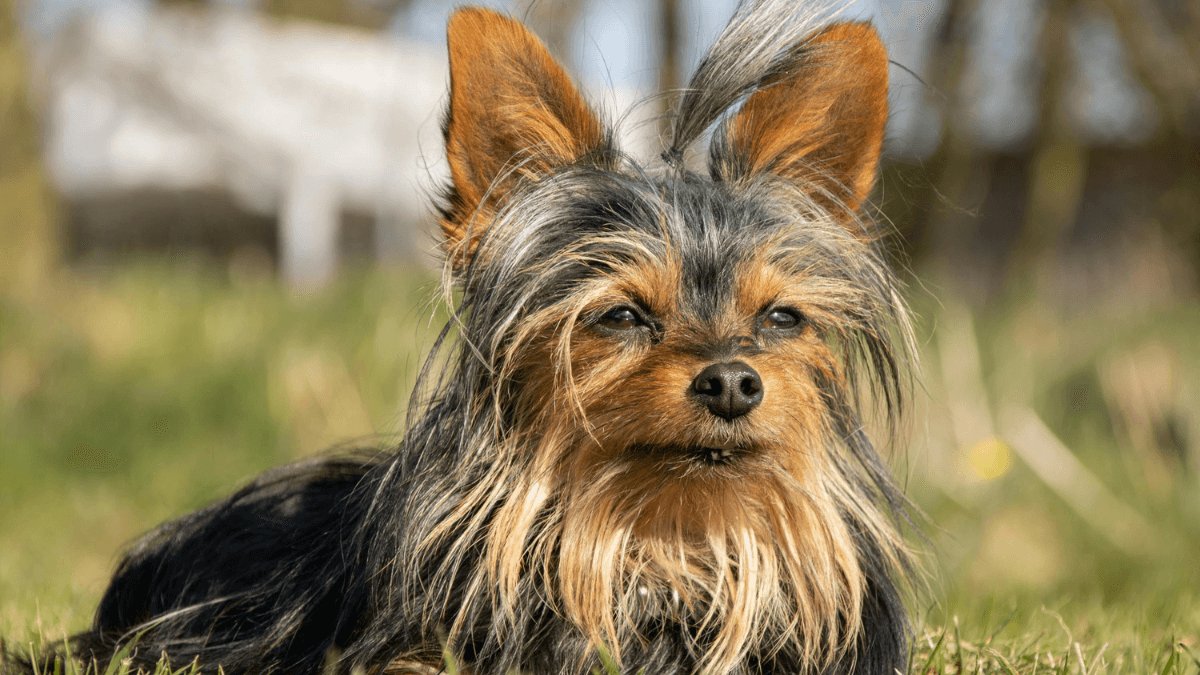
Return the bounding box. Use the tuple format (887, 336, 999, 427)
(986, 649, 1020, 675)
(988, 606, 1019, 645)
(954, 619, 964, 675)
(1178, 641, 1200, 672)
(595, 645, 620, 675)
(1160, 644, 1180, 675)
(920, 630, 948, 675)
(101, 630, 147, 675)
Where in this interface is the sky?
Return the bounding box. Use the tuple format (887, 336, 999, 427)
(397, 0, 952, 156)
(23, 0, 939, 94)
(21, 0, 1156, 156)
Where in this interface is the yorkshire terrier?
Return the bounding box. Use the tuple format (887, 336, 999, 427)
(9, 1, 919, 673)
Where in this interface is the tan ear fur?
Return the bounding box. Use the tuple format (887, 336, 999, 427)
(443, 8, 603, 250)
(725, 22, 889, 216)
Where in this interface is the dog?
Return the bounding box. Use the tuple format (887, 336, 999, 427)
(9, 1, 919, 672)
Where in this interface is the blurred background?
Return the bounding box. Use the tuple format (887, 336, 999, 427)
(2, 0, 1199, 662)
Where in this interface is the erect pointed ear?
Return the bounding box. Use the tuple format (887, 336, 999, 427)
(442, 7, 604, 252)
(716, 22, 889, 219)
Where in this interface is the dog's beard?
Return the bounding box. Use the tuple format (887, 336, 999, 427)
(471, 431, 868, 675)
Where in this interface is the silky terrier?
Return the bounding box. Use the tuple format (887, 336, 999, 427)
(11, 1, 919, 673)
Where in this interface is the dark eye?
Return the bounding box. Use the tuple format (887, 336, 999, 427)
(597, 306, 644, 330)
(762, 308, 803, 330)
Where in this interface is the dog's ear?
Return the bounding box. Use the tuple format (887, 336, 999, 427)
(716, 22, 888, 219)
(442, 7, 603, 253)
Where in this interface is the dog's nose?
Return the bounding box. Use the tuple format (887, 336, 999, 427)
(691, 361, 763, 420)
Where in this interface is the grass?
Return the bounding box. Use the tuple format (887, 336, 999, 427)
(1, 255, 1198, 673)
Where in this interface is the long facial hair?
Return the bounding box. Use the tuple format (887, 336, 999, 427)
(407, 176, 913, 674)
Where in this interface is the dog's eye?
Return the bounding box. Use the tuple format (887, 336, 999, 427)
(762, 308, 804, 330)
(598, 307, 644, 330)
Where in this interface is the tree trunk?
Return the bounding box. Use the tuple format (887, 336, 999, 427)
(0, 0, 59, 294)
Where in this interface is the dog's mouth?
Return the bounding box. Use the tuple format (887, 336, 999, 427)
(630, 441, 749, 466)
(694, 444, 741, 465)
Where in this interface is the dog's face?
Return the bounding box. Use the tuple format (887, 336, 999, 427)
(428, 8, 910, 672)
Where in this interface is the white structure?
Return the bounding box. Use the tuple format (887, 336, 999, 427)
(44, 5, 448, 287)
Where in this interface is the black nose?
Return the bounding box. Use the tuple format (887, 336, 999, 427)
(691, 361, 763, 420)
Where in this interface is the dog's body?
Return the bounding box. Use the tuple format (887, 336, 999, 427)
(10, 2, 921, 673)
(75, 455, 907, 675)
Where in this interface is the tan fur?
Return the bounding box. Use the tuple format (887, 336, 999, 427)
(381, 659, 457, 675)
(725, 22, 889, 218)
(443, 8, 603, 259)
(417, 236, 905, 674)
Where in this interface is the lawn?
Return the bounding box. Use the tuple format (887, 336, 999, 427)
(2, 257, 1198, 674)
